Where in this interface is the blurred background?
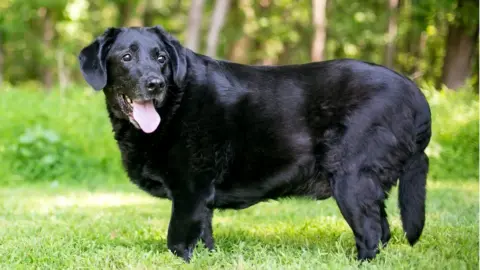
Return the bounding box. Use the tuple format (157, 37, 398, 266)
(0, 0, 478, 187)
(0, 0, 479, 91)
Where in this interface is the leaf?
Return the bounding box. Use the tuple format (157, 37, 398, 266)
(19, 148, 32, 157)
(40, 155, 57, 165)
(19, 131, 36, 144)
(43, 130, 60, 143)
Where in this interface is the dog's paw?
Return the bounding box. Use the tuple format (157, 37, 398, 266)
(169, 244, 193, 262)
(357, 247, 379, 262)
(200, 235, 215, 251)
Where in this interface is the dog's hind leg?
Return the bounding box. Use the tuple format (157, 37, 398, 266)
(332, 172, 384, 261)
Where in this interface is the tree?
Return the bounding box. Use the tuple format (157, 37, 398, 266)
(142, 0, 154, 26)
(206, 0, 231, 58)
(0, 29, 3, 87)
(228, 0, 255, 63)
(441, 0, 479, 90)
(40, 7, 55, 90)
(0, 0, 476, 91)
(311, 0, 327, 62)
(384, 0, 399, 68)
(185, 0, 206, 51)
(115, 0, 135, 26)
(229, 35, 252, 63)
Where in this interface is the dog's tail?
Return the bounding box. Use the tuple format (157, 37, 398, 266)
(398, 98, 431, 245)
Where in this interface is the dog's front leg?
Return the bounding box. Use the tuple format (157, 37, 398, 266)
(200, 206, 214, 251)
(167, 186, 214, 262)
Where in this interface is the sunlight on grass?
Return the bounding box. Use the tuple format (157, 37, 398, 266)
(0, 180, 478, 269)
(41, 193, 157, 209)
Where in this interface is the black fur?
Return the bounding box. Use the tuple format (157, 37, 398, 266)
(78, 26, 431, 262)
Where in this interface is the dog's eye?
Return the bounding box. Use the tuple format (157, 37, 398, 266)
(157, 55, 166, 63)
(122, 54, 132, 62)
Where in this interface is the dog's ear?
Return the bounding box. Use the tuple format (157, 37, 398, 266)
(78, 28, 121, 90)
(149, 26, 187, 88)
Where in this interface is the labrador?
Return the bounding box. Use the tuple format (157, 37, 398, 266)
(78, 26, 431, 262)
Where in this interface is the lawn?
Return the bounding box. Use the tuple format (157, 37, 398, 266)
(1, 180, 478, 269)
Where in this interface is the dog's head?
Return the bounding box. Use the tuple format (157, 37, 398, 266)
(78, 26, 187, 133)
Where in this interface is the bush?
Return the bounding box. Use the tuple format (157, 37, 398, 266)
(421, 84, 479, 180)
(0, 86, 126, 185)
(0, 84, 477, 185)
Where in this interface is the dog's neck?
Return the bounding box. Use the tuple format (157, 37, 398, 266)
(183, 50, 211, 89)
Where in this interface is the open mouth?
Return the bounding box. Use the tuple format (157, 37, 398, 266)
(120, 94, 161, 133)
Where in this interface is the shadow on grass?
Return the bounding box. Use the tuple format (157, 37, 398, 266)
(91, 221, 361, 262)
(83, 200, 387, 262)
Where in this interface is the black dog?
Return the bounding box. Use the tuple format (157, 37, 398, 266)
(78, 26, 431, 262)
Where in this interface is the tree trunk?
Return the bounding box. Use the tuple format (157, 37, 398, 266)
(311, 0, 328, 62)
(262, 58, 277, 65)
(206, 0, 231, 58)
(185, 0, 206, 52)
(40, 8, 54, 91)
(228, 35, 251, 63)
(56, 50, 68, 94)
(117, 0, 134, 26)
(441, 23, 478, 90)
(411, 32, 427, 79)
(472, 42, 479, 92)
(384, 0, 398, 69)
(228, 0, 257, 64)
(0, 30, 3, 87)
(142, 0, 154, 26)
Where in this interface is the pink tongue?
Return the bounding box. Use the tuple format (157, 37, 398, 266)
(132, 100, 160, 133)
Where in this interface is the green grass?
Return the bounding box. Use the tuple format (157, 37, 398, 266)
(1, 180, 478, 269)
(0, 86, 477, 268)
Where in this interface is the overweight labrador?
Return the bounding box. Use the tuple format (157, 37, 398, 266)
(78, 26, 431, 262)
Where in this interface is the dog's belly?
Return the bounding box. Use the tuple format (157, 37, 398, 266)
(213, 189, 265, 209)
(135, 147, 333, 210)
(212, 170, 332, 210)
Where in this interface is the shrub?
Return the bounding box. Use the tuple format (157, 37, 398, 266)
(0, 86, 126, 185)
(421, 84, 479, 180)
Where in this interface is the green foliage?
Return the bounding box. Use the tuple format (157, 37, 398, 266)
(8, 125, 78, 180)
(422, 83, 479, 180)
(0, 86, 477, 185)
(0, 0, 477, 88)
(0, 86, 126, 185)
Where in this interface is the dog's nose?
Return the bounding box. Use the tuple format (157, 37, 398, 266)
(146, 77, 165, 91)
